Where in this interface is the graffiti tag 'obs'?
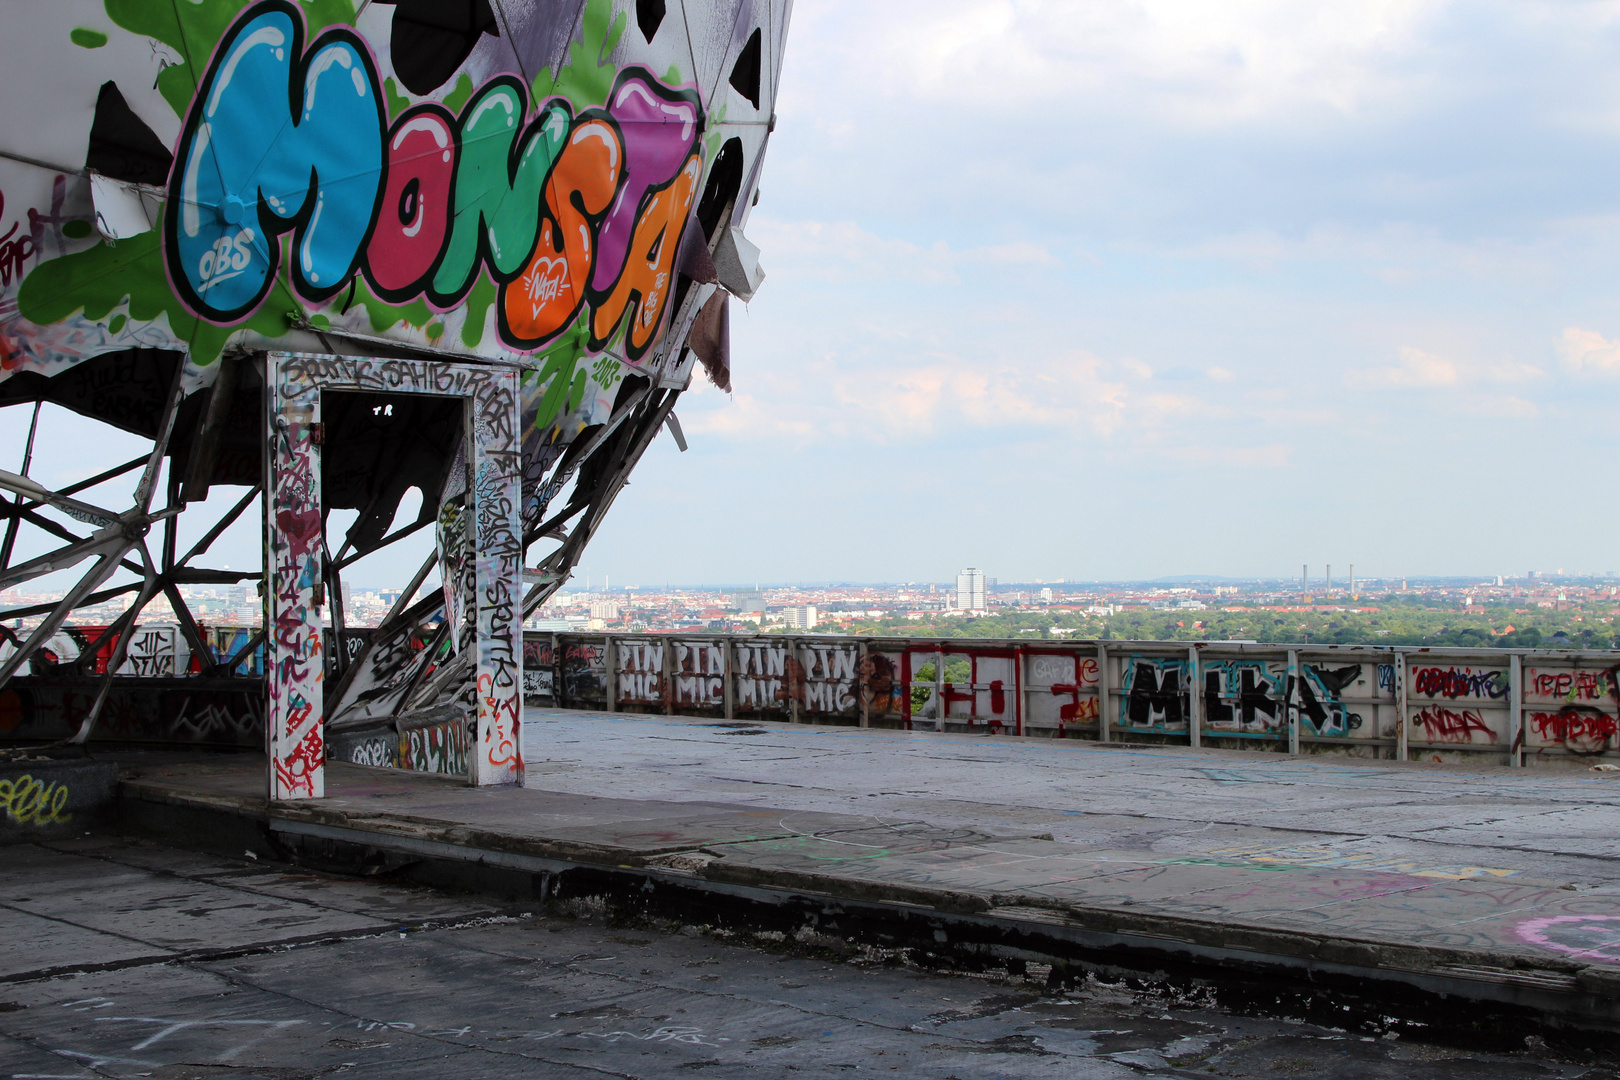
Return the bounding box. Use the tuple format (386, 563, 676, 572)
(170, 1, 704, 362)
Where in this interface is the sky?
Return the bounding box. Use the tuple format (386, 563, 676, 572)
(10, 0, 1620, 592)
(583, 0, 1620, 585)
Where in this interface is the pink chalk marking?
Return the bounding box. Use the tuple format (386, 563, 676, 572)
(1515, 914, 1620, 961)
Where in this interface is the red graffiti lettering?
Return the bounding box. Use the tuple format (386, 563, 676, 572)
(1530, 670, 1614, 702)
(1531, 707, 1618, 755)
(1412, 666, 1506, 699)
(1413, 706, 1495, 743)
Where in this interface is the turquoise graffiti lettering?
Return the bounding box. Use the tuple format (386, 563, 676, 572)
(166, 0, 385, 321)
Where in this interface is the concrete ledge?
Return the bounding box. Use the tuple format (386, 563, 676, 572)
(1, 755, 118, 843)
(110, 759, 1620, 1039)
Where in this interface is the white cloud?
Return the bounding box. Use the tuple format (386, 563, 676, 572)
(676, 347, 1231, 448)
(1558, 327, 1620, 375)
(1349, 346, 1459, 388)
(800, 1, 1438, 120)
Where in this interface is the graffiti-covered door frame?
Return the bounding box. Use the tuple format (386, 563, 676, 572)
(265, 352, 522, 799)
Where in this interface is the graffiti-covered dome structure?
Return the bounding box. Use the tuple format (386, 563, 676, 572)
(0, 0, 787, 795)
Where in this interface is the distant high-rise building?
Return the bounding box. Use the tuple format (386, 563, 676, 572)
(956, 568, 986, 612)
(785, 605, 817, 629)
(1040, 587, 1053, 603)
(731, 590, 765, 614)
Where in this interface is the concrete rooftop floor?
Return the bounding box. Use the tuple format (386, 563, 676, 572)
(522, 709, 1620, 889)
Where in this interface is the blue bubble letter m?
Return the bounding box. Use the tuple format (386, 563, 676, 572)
(166, 1, 385, 323)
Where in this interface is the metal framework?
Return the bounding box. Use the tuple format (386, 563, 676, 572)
(0, 338, 692, 791)
(0, 0, 790, 795)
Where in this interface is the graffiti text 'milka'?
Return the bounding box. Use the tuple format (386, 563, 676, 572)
(167, 0, 703, 362)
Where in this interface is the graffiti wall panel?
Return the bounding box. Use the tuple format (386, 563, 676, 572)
(112, 624, 183, 677)
(860, 649, 907, 719)
(732, 638, 789, 714)
(1294, 661, 1383, 742)
(1022, 651, 1101, 736)
(1406, 661, 1513, 754)
(0, 682, 261, 747)
(672, 639, 727, 712)
(797, 641, 858, 718)
(399, 717, 469, 776)
(1201, 659, 1289, 739)
(561, 641, 609, 707)
(1524, 662, 1620, 759)
(1117, 655, 1191, 735)
(954, 652, 1015, 732)
(522, 637, 556, 706)
(207, 627, 266, 677)
(0, 632, 85, 675)
(614, 638, 667, 708)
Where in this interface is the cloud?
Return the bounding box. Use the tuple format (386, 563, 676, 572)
(676, 347, 1229, 449)
(801, 0, 1442, 126)
(1349, 346, 1459, 388)
(1558, 327, 1620, 375)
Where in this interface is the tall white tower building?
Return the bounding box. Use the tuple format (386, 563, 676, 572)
(956, 568, 987, 612)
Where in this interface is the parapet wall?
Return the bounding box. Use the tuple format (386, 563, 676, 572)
(524, 632, 1620, 768)
(7, 628, 1617, 769)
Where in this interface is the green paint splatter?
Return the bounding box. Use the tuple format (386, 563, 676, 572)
(61, 221, 92, 240)
(532, 0, 624, 109)
(442, 73, 476, 113)
(589, 356, 620, 386)
(460, 275, 497, 348)
(383, 77, 411, 121)
(522, 317, 601, 433)
(425, 322, 444, 340)
(664, 64, 681, 86)
(107, 314, 126, 334)
(16, 208, 303, 365)
(70, 27, 108, 48)
(104, 0, 356, 118)
(350, 278, 432, 333)
(308, 313, 330, 330)
(704, 104, 728, 160)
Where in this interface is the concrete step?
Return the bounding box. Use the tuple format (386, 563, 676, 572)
(110, 756, 1620, 1038)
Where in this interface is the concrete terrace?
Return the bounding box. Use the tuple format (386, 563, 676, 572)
(109, 708, 1620, 1034)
